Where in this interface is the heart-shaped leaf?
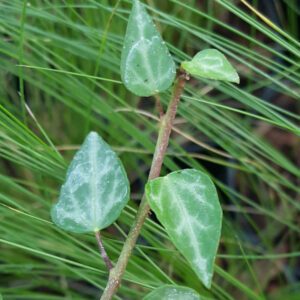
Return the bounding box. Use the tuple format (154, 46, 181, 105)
(143, 285, 201, 300)
(121, 0, 176, 97)
(51, 132, 130, 233)
(146, 169, 222, 288)
(181, 49, 239, 83)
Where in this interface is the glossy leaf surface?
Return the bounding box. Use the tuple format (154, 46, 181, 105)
(51, 132, 130, 233)
(181, 49, 239, 83)
(121, 0, 176, 96)
(143, 285, 201, 300)
(146, 169, 222, 288)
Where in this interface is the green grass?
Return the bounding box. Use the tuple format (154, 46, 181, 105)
(0, 0, 299, 299)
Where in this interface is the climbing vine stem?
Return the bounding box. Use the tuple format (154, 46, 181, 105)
(100, 69, 188, 300)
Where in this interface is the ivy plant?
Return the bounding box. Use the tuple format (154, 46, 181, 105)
(121, 0, 176, 96)
(181, 48, 240, 83)
(51, 1, 239, 299)
(145, 169, 222, 288)
(143, 285, 201, 300)
(51, 132, 130, 233)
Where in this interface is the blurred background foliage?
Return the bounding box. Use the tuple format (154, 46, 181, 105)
(0, 0, 299, 299)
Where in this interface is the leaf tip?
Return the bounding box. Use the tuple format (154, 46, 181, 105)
(87, 131, 99, 138)
(202, 276, 212, 289)
(232, 73, 240, 84)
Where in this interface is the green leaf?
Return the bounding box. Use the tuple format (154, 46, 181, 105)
(143, 285, 201, 300)
(121, 0, 176, 97)
(146, 169, 222, 288)
(181, 49, 239, 83)
(51, 132, 130, 233)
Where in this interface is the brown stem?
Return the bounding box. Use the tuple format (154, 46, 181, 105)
(154, 94, 164, 119)
(95, 231, 113, 271)
(100, 69, 188, 300)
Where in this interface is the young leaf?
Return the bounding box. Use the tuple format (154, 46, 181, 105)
(143, 285, 201, 300)
(51, 132, 130, 233)
(145, 169, 222, 288)
(181, 49, 239, 83)
(121, 0, 176, 97)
